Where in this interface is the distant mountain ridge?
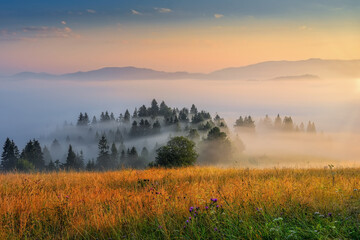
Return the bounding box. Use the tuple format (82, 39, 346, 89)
(3, 58, 360, 81)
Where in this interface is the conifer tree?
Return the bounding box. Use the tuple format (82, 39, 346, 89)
(97, 135, 111, 170)
(1, 138, 19, 171)
(124, 109, 131, 122)
(65, 144, 77, 170)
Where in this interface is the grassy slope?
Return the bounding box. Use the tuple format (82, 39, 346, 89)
(0, 167, 359, 239)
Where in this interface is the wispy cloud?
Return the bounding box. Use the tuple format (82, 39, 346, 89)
(131, 9, 142, 15)
(0, 26, 80, 41)
(154, 8, 172, 13)
(86, 9, 96, 14)
(214, 14, 224, 19)
(61, 21, 67, 25)
(299, 25, 312, 31)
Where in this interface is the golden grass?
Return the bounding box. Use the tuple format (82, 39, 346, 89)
(0, 167, 359, 239)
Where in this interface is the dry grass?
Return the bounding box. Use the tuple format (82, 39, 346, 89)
(0, 167, 359, 239)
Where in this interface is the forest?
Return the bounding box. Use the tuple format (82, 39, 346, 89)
(1, 99, 317, 172)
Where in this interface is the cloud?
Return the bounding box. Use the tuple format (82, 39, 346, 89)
(0, 26, 80, 41)
(86, 9, 96, 14)
(154, 8, 172, 13)
(299, 25, 312, 31)
(131, 9, 142, 15)
(61, 21, 67, 25)
(214, 14, 224, 19)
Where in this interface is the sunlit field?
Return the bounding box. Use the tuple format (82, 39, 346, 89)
(1, 166, 359, 239)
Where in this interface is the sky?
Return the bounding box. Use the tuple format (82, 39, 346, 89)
(0, 0, 359, 74)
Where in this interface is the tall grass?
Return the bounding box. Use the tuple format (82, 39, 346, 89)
(0, 167, 359, 239)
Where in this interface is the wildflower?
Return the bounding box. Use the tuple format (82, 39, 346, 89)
(205, 206, 209, 210)
(189, 207, 194, 212)
(158, 225, 162, 229)
(189, 217, 191, 220)
(214, 227, 218, 231)
(216, 205, 219, 208)
(186, 220, 189, 223)
(314, 211, 320, 215)
(211, 198, 218, 202)
(328, 213, 332, 217)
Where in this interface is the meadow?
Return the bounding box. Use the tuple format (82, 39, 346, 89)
(1, 167, 359, 239)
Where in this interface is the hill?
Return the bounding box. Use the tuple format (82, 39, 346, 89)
(3, 59, 359, 81)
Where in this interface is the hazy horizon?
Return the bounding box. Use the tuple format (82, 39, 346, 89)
(1, 0, 359, 167)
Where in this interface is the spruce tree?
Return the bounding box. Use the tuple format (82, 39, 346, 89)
(124, 109, 131, 122)
(65, 145, 77, 170)
(97, 135, 110, 170)
(110, 142, 118, 168)
(1, 138, 18, 171)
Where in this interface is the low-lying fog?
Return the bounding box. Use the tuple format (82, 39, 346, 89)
(1, 77, 359, 167)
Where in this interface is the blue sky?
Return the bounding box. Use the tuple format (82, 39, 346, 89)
(1, 0, 359, 29)
(0, 0, 359, 74)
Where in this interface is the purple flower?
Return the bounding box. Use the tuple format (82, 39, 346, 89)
(158, 225, 162, 229)
(328, 213, 332, 217)
(189, 217, 191, 220)
(216, 205, 219, 208)
(205, 206, 209, 210)
(189, 207, 194, 212)
(214, 227, 218, 231)
(186, 220, 189, 223)
(211, 198, 218, 202)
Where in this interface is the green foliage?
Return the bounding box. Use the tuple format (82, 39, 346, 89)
(207, 127, 227, 141)
(153, 136, 198, 168)
(16, 158, 35, 172)
(21, 139, 45, 170)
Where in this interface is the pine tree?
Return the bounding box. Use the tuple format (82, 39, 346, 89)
(149, 99, 159, 117)
(43, 146, 53, 164)
(1, 138, 18, 171)
(274, 114, 282, 129)
(86, 159, 96, 171)
(77, 112, 84, 126)
(190, 104, 198, 115)
(92, 116, 97, 125)
(76, 150, 85, 170)
(141, 147, 149, 159)
(138, 105, 148, 117)
(159, 101, 172, 117)
(115, 128, 123, 142)
(97, 135, 110, 170)
(65, 145, 77, 170)
(47, 160, 56, 171)
(124, 109, 131, 122)
(21, 140, 44, 170)
(110, 142, 118, 168)
(84, 113, 89, 125)
(132, 108, 138, 118)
